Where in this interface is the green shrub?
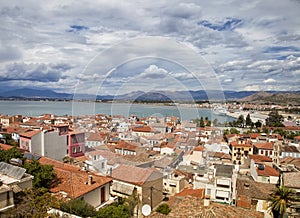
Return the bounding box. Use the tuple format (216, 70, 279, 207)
(156, 203, 171, 215)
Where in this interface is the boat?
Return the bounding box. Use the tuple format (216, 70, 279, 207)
(213, 105, 228, 116)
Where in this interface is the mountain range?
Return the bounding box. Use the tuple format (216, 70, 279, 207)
(0, 88, 299, 104)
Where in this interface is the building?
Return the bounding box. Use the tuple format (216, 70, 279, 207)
(19, 126, 85, 161)
(114, 140, 138, 156)
(281, 146, 300, 158)
(0, 162, 33, 212)
(181, 146, 204, 166)
(230, 141, 253, 165)
(132, 125, 158, 137)
(85, 132, 107, 148)
(39, 157, 112, 208)
(253, 142, 274, 158)
(250, 157, 279, 184)
(163, 172, 185, 196)
(236, 175, 275, 217)
(197, 164, 237, 205)
(111, 164, 163, 209)
(281, 172, 300, 216)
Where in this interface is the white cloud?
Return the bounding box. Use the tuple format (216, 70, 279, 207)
(264, 78, 276, 84)
(0, 0, 299, 92)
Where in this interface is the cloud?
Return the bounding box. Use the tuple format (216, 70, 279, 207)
(264, 78, 276, 84)
(0, 0, 299, 92)
(1, 62, 72, 82)
(139, 65, 168, 79)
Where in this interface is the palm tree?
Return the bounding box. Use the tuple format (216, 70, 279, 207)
(269, 186, 298, 218)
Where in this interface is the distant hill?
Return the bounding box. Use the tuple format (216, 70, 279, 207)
(240, 91, 300, 105)
(0, 88, 299, 103)
(0, 88, 71, 99)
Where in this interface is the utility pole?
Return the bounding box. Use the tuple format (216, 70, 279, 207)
(150, 186, 153, 209)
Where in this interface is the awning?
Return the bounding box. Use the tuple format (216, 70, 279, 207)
(111, 182, 135, 195)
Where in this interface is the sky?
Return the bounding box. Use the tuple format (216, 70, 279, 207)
(1, 0, 300, 96)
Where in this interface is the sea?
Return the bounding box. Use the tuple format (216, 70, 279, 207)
(0, 100, 235, 123)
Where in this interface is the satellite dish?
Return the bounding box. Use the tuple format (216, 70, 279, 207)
(142, 204, 151, 216)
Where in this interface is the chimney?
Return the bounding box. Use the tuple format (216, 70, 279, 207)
(88, 175, 93, 185)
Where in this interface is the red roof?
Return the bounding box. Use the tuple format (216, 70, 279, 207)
(111, 164, 161, 186)
(115, 141, 138, 152)
(20, 130, 41, 138)
(39, 157, 112, 198)
(253, 142, 273, 150)
(249, 154, 272, 163)
(193, 146, 205, 152)
(257, 165, 279, 177)
(0, 143, 13, 150)
(132, 126, 154, 133)
(230, 141, 252, 148)
(249, 133, 261, 139)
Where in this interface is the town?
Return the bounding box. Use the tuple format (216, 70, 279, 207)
(0, 104, 299, 218)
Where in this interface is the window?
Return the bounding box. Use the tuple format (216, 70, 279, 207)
(72, 147, 76, 154)
(101, 162, 105, 169)
(260, 150, 263, 154)
(206, 189, 211, 195)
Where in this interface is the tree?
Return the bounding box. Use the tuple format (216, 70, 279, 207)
(245, 114, 252, 127)
(96, 203, 130, 218)
(9, 188, 60, 218)
(0, 146, 24, 163)
(269, 186, 299, 218)
(223, 129, 230, 136)
(237, 115, 245, 127)
(266, 111, 284, 127)
(194, 117, 204, 127)
(60, 199, 96, 217)
(23, 159, 56, 189)
(213, 118, 218, 127)
(255, 120, 262, 128)
(124, 193, 140, 217)
(230, 128, 240, 134)
(156, 203, 171, 215)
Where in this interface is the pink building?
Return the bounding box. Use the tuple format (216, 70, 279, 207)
(67, 131, 85, 158)
(19, 126, 85, 161)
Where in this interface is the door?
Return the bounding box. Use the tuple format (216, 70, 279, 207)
(101, 186, 106, 203)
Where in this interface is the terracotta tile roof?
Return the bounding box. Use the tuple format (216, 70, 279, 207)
(0, 143, 13, 150)
(253, 142, 273, 150)
(132, 125, 154, 133)
(230, 141, 252, 148)
(207, 151, 231, 160)
(193, 146, 205, 152)
(282, 146, 299, 153)
(256, 165, 279, 177)
(115, 141, 138, 152)
(149, 196, 264, 218)
(111, 164, 162, 186)
(283, 172, 300, 188)
(236, 176, 276, 205)
(295, 136, 300, 140)
(174, 188, 204, 198)
(280, 156, 295, 164)
(39, 157, 112, 198)
(249, 133, 261, 139)
(249, 154, 272, 163)
(20, 130, 42, 138)
(87, 150, 117, 160)
(86, 132, 107, 141)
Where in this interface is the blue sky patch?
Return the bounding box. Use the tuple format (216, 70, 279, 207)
(68, 25, 88, 32)
(198, 18, 242, 31)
